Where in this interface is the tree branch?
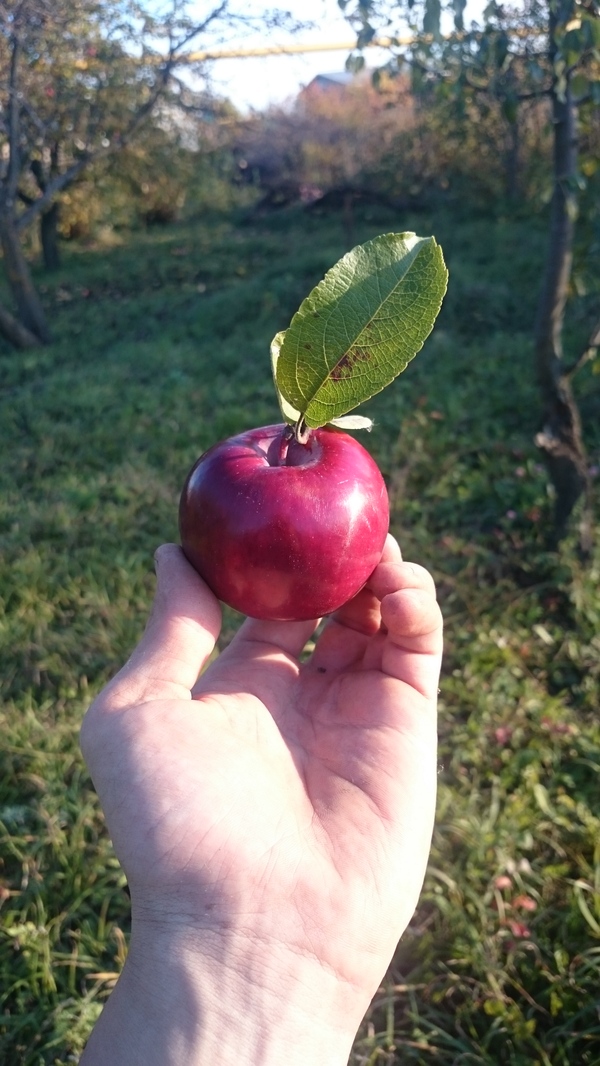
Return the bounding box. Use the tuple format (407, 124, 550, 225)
(461, 70, 551, 99)
(564, 319, 600, 379)
(20, 95, 49, 137)
(6, 34, 21, 204)
(16, 157, 88, 230)
(13, 0, 232, 231)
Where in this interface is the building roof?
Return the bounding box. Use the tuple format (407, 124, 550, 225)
(303, 71, 358, 91)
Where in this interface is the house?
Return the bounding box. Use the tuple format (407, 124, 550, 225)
(299, 69, 370, 101)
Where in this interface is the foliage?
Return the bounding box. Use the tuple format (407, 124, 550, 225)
(0, 204, 599, 1064)
(234, 73, 420, 200)
(339, 0, 600, 203)
(0, 0, 293, 343)
(235, 60, 552, 211)
(0, 0, 248, 223)
(48, 113, 246, 241)
(274, 232, 447, 428)
(337, 0, 600, 542)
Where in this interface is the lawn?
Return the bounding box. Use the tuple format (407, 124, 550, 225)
(1, 202, 599, 1064)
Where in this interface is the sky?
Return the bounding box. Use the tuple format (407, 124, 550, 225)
(205, 0, 386, 113)
(196, 0, 487, 113)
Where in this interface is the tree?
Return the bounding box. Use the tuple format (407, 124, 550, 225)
(234, 73, 415, 208)
(405, 4, 553, 202)
(341, 0, 600, 544)
(532, 1, 600, 546)
(0, 0, 292, 348)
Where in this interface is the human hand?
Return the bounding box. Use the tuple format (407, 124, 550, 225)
(80, 535, 442, 1066)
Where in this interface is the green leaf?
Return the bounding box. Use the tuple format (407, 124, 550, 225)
(357, 24, 376, 48)
(274, 232, 448, 429)
(270, 331, 301, 424)
(555, 71, 568, 103)
(346, 52, 366, 74)
(423, 0, 441, 37)
(533, 782, 554, 818)
(495, 30, 511, 69)
(330, 414, 373, 430)
(501, 94, 518, 125)
(453, 0, 467, 32)
(574, 885, 600, 937)
(271, 334, 374, 432)
(571, 72, 590, 100)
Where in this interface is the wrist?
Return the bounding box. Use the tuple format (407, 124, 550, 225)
(81, 919, 361, 1066)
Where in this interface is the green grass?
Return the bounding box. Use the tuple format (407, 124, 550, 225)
(1, 204, 599, 1064)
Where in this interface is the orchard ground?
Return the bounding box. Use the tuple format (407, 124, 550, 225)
(1, 202, 599, 1065)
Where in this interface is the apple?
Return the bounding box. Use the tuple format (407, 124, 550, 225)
(179, 423, 389, 621)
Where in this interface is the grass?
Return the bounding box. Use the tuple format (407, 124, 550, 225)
(1, 202, 599, 1064)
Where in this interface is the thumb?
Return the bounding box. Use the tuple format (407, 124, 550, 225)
(98, 543, 222, 711)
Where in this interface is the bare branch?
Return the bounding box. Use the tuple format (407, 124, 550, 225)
(564, 320, 600, 379)
(111, 2, 230, 152)
(173, 1, 229, 51)
(6, 34, 21, 204)
(461, 70, 552, 99)
(16, 157, 88, 229)
(8, 0, 239, 231)
(19, 94, 50, 137)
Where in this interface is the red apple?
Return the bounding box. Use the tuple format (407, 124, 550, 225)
(179, 423, 389, 621)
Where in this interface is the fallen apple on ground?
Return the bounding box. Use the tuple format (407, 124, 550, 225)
(179, 422, 389, 621)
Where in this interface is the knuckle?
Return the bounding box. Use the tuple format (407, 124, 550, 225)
(399, 561, 437, 594)
(381, 586, 441, 636)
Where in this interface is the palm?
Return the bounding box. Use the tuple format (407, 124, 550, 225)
(83, 539, 441, 997)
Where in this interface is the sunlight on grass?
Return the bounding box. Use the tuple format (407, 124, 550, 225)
(1, 206, 599, 1064)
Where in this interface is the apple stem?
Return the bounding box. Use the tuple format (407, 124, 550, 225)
(278, 424, 294, 464)
(294, 416, 310, 445)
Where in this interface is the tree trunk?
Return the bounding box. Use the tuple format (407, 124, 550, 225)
(503, 65, 520, 202)
(505, 113, 520, 202)
(343, 189, 355, 249)
(0, 216, 50, 343)
(40, 203, 60, 271)
(533, 13, 589, 546)
(0, 299, 43, 348)
(30, 154, 61, 271)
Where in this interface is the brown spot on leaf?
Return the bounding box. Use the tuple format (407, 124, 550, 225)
(330, 347, 371, 381)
